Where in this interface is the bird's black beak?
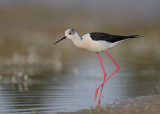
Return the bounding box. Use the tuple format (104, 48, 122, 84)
(54, 36, 66, 44)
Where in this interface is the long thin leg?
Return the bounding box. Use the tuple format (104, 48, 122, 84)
(95, 53, 107, 107)
(95, 51, 120, 103)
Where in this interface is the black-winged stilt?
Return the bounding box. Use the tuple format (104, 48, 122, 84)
(54, 29, 141, 107)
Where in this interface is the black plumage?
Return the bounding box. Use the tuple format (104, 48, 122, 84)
(90, 32, 140, 43)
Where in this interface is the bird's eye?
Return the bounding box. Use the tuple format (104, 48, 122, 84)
(69, 32, 72, 35)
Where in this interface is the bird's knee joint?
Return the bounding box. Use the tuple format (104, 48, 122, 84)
(117, 66, 120, 70)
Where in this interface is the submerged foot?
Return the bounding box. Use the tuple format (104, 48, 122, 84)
(96, 99, 101, 107)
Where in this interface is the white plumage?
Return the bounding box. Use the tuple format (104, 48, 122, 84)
(54, 28, 141, 107)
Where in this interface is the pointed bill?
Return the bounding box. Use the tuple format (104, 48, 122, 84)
(54, 36, 66, 44)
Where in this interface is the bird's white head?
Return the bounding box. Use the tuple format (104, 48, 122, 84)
(54, 28, 78, 44)
(65, 29, 77, 39)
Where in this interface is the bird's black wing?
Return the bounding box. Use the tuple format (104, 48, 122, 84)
(90, 32, 140, 43)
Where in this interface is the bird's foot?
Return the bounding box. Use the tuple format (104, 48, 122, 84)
(96, 100, 100, 107)
(94, 89, 98, 101)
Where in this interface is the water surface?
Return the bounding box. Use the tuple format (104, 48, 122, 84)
(0, 55, 159, 114)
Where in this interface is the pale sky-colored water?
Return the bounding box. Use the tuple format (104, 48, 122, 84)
(0, 55, 159, 113)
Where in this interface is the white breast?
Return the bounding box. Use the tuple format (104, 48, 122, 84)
(81, 34, 120, 52)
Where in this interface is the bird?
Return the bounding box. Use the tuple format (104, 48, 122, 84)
(54, 28, 141, 107)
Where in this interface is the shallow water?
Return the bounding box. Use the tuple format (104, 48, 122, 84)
(0, 55, 159, 114)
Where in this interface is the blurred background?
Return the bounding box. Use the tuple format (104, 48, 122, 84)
(0, 0, 160, 113)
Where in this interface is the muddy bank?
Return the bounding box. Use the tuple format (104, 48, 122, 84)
(66, 95, 160, 114)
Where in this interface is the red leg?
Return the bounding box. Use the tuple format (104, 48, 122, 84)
(95, 53, 107, 107)
(95, 51, 120, 94)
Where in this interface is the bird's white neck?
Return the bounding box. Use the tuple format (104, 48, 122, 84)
(72, 34, 83, 48)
